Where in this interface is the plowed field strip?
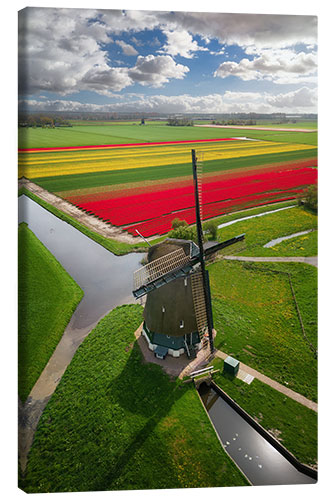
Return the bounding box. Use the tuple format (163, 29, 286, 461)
(18, 137, 238, 153)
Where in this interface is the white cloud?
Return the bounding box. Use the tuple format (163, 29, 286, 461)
(166, 11, 317, 50)
(128, 55, 189, 87)
(265, 87, 317, 109)
(115, 40, 138, 56)
(160, 29, 208, 58)
(99, 10, 317, 50)
(214, 48, 317, 84)
(18, 8, 317, 98)
(19, 87, 317, 115)
(18, 8, 189, 95)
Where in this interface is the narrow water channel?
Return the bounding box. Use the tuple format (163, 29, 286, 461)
(217, 205, 296, 230)
(264, 229, 314, 248)
(18, 194, 144, 400)
(18, 194, 143, 334)
(198, 383, 316, 486)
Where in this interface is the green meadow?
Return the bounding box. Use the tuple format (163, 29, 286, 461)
(18, 121, 318, 149)
(209, 260, 317, 401)
(215, 205, 318, 257)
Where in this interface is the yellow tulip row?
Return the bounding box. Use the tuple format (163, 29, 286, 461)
(18, 140, 314, 179)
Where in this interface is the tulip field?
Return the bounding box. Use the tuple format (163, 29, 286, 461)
(19, 131, 317, 238)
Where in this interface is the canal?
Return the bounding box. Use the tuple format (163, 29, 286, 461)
(199, 382, 316, 486)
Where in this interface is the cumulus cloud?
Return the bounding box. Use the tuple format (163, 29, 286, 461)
(163, 11, 317, 50)
(128, 55, 189, 87)
(265, 87, 317, 109)
(214, 48, 317, 84)
(18, 8, 317, 100)
(98, 10, 317, 49)
(114, 40, 138, 56)
(18, 8, 189, 96)
(19, 87, 317, 115)
(160, 29, 208, 58)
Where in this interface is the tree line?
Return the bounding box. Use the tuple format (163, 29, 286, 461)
(18, 114, 72, 128)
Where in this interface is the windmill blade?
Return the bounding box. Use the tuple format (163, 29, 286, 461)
(133, 247, 192, 298)
(191, 270, 208, 335)
(204, 233, 245, 258)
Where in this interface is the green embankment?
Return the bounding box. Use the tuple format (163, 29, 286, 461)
(216, 205, 318, 257)
(211, 364, 317, 468)
(21, 305, 248, 493)
(33, 148, 317, 194)
(18, 122, 317, 149)
(209, 260, 317, 402)
(18, 223, 84, 402)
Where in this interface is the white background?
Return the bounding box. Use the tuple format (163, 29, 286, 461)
(2, 1, 330, 499)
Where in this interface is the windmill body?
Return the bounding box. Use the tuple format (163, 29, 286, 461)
(133, 234, 244, 360)
(132, 149, 245, 361)
(141, 238, 207, 359)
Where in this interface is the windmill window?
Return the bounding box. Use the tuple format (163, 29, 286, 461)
(184, 277, 187, 286)
(180, 320, 184, 329)
(162, 306, 165, 313)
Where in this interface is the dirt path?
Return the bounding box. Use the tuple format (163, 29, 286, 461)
(18, 177, 140, 244)
(215, 350, 317, 412)
(223, 255, 318, 267)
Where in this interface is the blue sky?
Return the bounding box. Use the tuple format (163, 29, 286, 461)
(18, 6, 317, 114)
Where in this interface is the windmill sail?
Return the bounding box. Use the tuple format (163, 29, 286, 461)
(191, 271, 208, 334)
(133, 247, 190, 290)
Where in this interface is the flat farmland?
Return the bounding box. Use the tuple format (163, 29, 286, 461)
(18, 123, 317, 238)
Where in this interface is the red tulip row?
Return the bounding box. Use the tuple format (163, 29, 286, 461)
(74, 167, 317, 230)
(123, 191, 302, 237)
(67, 158, 317, 205)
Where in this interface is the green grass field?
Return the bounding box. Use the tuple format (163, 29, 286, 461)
(216, 205, 318, 257)
(209, 260, 317, 401)
(18, 223, 84, 402)
(20, 305, 248, 493)
(211, 365, 317, 467)
(18, 122, 318, 149)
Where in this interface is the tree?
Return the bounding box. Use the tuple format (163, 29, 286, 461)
(203, 220, 218, 240)
(300, 184, 318, 213)
(171, 218, 188, 229)
(167, 224, 198, 242)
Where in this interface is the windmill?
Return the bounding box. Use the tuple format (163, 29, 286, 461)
(132, 149, 245, 360)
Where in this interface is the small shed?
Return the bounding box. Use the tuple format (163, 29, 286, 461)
(223, 356, 240, 376)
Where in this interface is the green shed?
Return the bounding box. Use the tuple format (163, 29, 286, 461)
(224, 356, 240, 376)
